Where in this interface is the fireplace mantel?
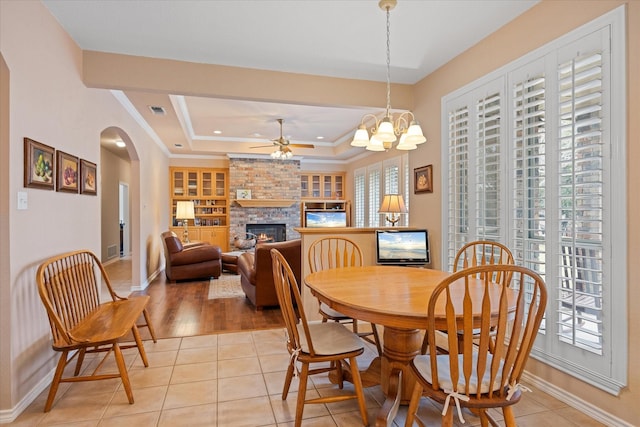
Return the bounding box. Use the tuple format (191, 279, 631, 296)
(235, 199, 297, 208)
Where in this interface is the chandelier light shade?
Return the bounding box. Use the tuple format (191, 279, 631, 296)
(351, 0, 427, 152)
(379, 193, 408, 226)
(176, 201, 195, 243)
(271, 146, 293, 159)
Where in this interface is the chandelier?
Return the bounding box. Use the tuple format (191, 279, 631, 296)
(270, 146, 293, 159)
(351, 0, 426, 151)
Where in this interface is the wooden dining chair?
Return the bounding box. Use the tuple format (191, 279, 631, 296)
(271, 248, 369, 427)
(36, 250, 156, 412)
(421, 240, 515, 354)
(308, 236, 382, 355)
(405, 264, 547, 427)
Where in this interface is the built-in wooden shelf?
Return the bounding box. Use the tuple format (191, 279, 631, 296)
(235, 199, 297, 208)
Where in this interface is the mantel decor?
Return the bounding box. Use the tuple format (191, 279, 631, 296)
(414, 165, 433, 194)
(56, 151, 79, 193)
(24, 137, 55, 190)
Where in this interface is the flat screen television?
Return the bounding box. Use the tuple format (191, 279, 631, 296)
(305, 211, 348, 228)
(376, 229, 430, 265)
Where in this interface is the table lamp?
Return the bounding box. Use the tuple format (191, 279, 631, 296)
(176, 201, 195, 243)
(379, 194, 407, 226)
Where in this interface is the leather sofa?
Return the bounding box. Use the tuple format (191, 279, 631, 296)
(237, 239, 302, 309)
(161, 231, 222, 281)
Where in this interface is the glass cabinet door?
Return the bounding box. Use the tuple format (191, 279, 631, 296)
(300, 175, 310, 198)
(215, 172, 226, 197)
(311, 175, 321, 198)
(187, 171, 198, 197)
(323, 176, 332, 198)
(172, 170, 185, 197)
(201, 171, 213, 197)
(334, 175, 343, 199)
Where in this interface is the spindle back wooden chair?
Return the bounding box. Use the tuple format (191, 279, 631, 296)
(36, 250, 156, 412)
(406, 264, 547, 427)
(271, 248, 369, 427)
(422, 240, 515, 354)
(308, 236, 382, 355)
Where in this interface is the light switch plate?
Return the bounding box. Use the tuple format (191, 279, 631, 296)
(17, 191, 28, 210)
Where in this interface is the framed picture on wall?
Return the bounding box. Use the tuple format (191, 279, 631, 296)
(80, 159, 97, 195)
(24, 137, 55, 190)
(56, 151, 79, 193)
(414, 165, 433, 194)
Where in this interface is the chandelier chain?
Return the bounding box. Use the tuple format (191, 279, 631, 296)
(385, 5, 391, 118)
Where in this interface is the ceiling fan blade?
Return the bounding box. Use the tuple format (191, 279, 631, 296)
(250, 144, 275, 149)
(289, 143, 315, 149)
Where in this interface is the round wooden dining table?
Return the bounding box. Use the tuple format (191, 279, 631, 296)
(304, 265, 514, 427)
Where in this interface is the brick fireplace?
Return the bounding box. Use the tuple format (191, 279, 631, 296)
(228, 157, 301, 246)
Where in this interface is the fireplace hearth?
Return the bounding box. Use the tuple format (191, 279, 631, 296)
(246, 223, 286, 243)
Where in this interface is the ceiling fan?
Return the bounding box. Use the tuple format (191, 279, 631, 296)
(250, 119, 315, 153)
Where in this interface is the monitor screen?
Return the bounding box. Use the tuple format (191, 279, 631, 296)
(376, 229, 430, 265)
(305, 211, 348, 228)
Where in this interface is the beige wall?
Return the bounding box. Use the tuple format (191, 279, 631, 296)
(403, 0, 638, 423)
(0, 0, 169, 415)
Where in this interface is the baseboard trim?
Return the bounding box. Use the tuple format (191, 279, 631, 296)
(0, 369, 53, 424)
(522, 371, 632, 426)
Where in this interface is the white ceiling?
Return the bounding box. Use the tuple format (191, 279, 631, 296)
(42, 0, 538, 161)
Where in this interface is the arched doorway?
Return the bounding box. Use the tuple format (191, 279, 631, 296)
(100, 127, 141, 292)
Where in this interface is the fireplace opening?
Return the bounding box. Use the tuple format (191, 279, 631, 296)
(246, 223, 286, 243)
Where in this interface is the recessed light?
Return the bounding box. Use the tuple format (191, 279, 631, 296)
(252, 133, 262, 137)
(316, 136, 325, 140)
(115, 140, 126, 148)
(213, 130, 222, 135)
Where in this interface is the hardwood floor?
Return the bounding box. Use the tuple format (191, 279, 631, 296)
(104, 257, 285, 339)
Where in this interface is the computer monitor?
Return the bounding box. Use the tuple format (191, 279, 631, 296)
(375, 229, 430, 265)
(305, 211, 348, 228)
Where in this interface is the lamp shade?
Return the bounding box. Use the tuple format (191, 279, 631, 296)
(375, 117, 397, 143)
(379, 194, 408, 214)
(351, 125, 370, 147)
(405, 121, 427, 145)
(176, 201, 195, 220)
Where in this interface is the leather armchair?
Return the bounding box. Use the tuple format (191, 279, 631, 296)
(237, 239, 302, 309)
(161, 231, 222, 281)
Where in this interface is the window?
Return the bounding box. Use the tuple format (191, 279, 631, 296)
(442, 7, 626, 393)
(354, 154, 410, 227)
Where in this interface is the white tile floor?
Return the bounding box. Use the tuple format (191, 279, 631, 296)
(8, 329, 605, 427)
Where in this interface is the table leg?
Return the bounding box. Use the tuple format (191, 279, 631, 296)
(378, 327, 422, 426)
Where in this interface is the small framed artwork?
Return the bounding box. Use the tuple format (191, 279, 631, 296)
(237, 189, 251, 200)
(414, 165, 433, 194)
(56, 151, 79, 193)
(80, 159, 97, 195)
(24, 137, 55, 190)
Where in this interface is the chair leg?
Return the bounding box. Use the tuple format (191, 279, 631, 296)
(44, 351, 69, 412)
(336, 359, 344, 389)
(502, 406, 516, 426)
(348, 356, 369, 426)
(353, 319, 359, 334)
(74, 348, 86, 376)
(294, 363, 310, 427)
(141, 308, 157, 343)
(371, 323, 382, 356)
(113, 342, 134, 404)
(404, 382, 423, 427)
(282, 359, 295, 399)
(131, 324, 149, 367)
(442, 405, 454, 427)
(420, 334, 428, 355)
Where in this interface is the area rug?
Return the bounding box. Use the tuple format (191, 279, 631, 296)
(208, 274, 245, 299)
